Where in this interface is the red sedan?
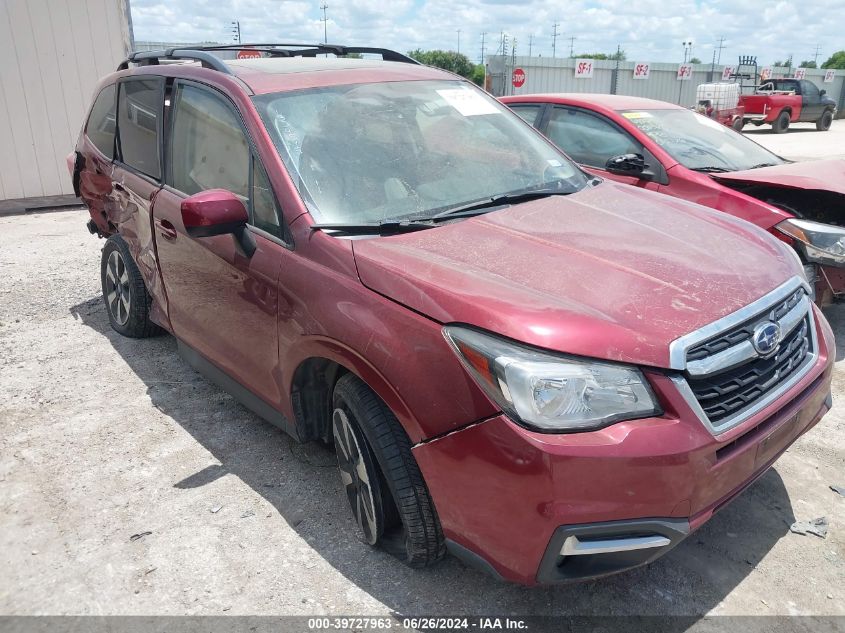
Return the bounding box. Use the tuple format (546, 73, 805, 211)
(501, 93, 845, 304)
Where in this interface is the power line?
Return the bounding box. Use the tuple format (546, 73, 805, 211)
(551, 22, 559, 58)
(230, 20, 240, 44)
(528, 34, 534, 57)
(812, 44, 822, 65)
(319, 3, 328, 44)
(480, 31, 486, 64)
(715, 36, 726, 65)
(568, 36, 576, 58)
(456, 29, 461, 54)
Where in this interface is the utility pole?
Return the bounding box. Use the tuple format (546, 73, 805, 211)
(568, 36, 576, 58)
(715, 36, 726, 64)
(457, 29, 461, 54)
(320, 3, 328, 44)
(231, 21, 241, 44)
(610, 44, 621, 94)
(812, 44, 822, 66)
(551, 22, 559, 58)
(528, 34, 534, 57)
(480, 32, 486, 64)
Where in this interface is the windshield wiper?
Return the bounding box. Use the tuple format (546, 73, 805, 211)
(690, 166, 733, 173)
(311, 221, 436, 236)
(748, 162, 780, 169)
(431, 189, 573, 219)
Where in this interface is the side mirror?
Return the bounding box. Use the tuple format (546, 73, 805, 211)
(181, 189, 255, 257)
(820, 89, 827, 97)
(181, 189, 248, 237)
(605, 153, 648, 177)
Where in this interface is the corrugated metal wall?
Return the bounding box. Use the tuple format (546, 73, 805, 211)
(0, 0, 132, 201)
(487, 56, 845, 118)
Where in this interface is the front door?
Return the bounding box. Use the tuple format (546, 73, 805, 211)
(153, 79, 288, 410)
(542, 106, 662, 190)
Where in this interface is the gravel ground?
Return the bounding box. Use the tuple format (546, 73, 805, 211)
(744, 119, 845, 161)
(0, 209, 844, 619)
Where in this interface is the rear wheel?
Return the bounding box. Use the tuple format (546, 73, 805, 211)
(100, 235, 161, 338)
(331, 373, 446, 567)
(772, 110, 790, 134)
(816, 109, 833, 131)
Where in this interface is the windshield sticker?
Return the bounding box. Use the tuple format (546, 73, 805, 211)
(547, 159, 563, 167)
(436, 89, 501, 116)
(622, 111, 653, 119)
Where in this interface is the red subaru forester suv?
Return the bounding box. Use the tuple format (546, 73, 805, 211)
(70, 44, 834, 585)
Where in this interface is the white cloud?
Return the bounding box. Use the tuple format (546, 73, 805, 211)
(129, 0, 844, 66)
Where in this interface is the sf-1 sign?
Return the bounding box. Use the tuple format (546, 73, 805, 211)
(632, 63, 650, 79)
(574, 59, 594, 79)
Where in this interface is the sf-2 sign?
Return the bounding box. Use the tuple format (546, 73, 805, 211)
(632, 63, 650, 79)
(677, 64, 692, 80)
(574, 59, 594, 79)
(512, 68, 526, 88)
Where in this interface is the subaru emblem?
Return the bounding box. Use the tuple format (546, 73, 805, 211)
(752, 321, 781, 356)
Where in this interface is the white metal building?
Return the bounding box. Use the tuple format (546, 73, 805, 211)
(0, 0, 132, 203)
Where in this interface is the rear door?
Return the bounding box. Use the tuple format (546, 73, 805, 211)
(111, 76, 170, 327)
(541, 106, 664, 190)
(152, 79, 288, 410)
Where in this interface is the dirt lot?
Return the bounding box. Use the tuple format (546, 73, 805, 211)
(745, 119, 845, 161)
(1, 203, 844, 619)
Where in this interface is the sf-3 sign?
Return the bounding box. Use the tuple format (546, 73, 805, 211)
(633, 63, 650, 79)
(677, 64, 692, 80)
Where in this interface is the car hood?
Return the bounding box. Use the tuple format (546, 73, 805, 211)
(712, 159, 845, 195)
(352, 182, 801, 369)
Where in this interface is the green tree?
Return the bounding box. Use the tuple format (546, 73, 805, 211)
(407, 49, 485, 86)
(689, 57, 702, 64)
(821, 50, 845, 69)
(574, 50, 627, 61)
(799, 60, 817, 68)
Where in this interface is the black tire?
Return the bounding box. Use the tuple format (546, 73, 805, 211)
(732, 117, 745, 132)
(772, 110, 790, 134)
(332, 373, 446, 567)
(816, 109, 833, 131)
(100, 235, 161, 338)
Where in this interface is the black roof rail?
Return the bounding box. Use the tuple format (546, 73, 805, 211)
(116, 43, 418, 72)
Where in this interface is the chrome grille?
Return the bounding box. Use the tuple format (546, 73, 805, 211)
(669, 277, 817, 435)
(686, 316, 810, 423)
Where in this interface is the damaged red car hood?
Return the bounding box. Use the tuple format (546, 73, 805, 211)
(712, 159, 845, 194)
(352, 182, 802, 369)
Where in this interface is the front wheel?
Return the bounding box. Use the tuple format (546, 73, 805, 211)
(816, 109, 834, 131)
(100, 235, 161, 338)
(772, 111, 790, 134)
(732, 117, 745, 132)
(331, 373, 446, 567)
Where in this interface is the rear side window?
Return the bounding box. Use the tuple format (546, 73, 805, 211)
(117, 79, 163, 179)
(86, 84, 117, 158)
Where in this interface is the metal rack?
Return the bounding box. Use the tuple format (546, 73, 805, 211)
(117, 43, 419, 73)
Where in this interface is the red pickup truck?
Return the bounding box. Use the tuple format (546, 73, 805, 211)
(740, 78, 836, 133)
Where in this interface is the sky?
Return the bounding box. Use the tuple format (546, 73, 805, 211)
(129, 0, 843, 67)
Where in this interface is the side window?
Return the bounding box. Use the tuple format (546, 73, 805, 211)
(117, 79, 163, 178)
(801, 81, 819, 99)
(86, 84, 117, 158)
(169, 83, 283, 237)
(510, 105, 542, 127)
(547, 107, 641, 169)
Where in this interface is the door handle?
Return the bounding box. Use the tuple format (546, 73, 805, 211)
(155, 219, 177, 241)
(113, 183, 126, 193)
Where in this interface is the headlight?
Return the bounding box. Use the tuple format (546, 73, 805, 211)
(776, 218, 845, 266)
(443, 326, 661, 432)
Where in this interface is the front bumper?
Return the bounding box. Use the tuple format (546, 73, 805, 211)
(413, 308, 834, 585)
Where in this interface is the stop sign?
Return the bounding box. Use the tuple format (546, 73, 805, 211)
(237, 49, 262, 59)
(512, 68, 526, 88)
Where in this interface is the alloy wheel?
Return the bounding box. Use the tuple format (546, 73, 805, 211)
(105, 250, 131, 325)
(332, 407, 379, 545)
